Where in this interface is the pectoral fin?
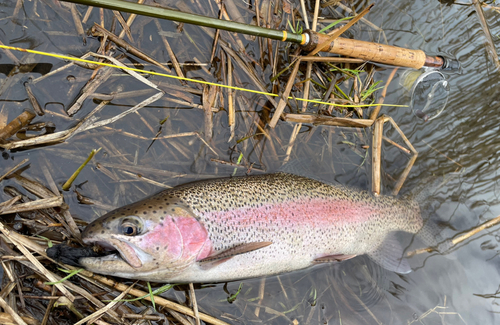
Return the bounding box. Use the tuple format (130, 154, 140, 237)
(198, 241, 272, 264)
(314, 254, 357, 263)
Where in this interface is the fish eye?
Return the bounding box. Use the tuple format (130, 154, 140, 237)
(120, 217, 142, 236)
(122, 223, 137, 236)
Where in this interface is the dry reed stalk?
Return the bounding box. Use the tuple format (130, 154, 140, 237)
(369, 68, 398, 120)
(32, 53, 93, 84)
(122, 314, 163, 321)
(67, 66, 114, 116)
(0, 158, 29, 183)
(24, 82, 44, 116)
(218, 43, 277, 108)
(118, 170, 172, 188)
(382, 136, 411, 154)
(78, 272, 230, 325)
(189, 283, 201, 325)
(82, 5, 93, 23)
(112, 10, 133, 41)
(408, 214, 500, 257)
(335, 2, 388, 43)
(253, 119, 271, 141)
(218, 6, 245, 51)
(0, 103, 97, 149)
(473, 0, 500, 70)
(299, 0, 310, 29)
(265, 2, 274, 68)
(283, 114, 374, 127)
(254, 277, 266, 317)
(80, 92, 164, 132)
(0, 39, 19, 65)
(371, 116, 384, 196)
(0, 110, 36, 143)
(117, 0, 144, 39)
(193, 57, 212, 75)
(227, 51, 235, 142)
(90, 88, 158, 101)
(385, 117, 417, 195)
(168, 309, 194, 325)
(283, 123, 301, 164)
(96, 162, 184, 178)
(0, 223, 75, 301)
(254, 0, 263, 67)
(309, 4, 374, 56)
(91, 24, 172, 75)
(0, 196, 63, 215)
(74, 282, 136, 325)
(69, 3, 85, 43)
(283, 0, 320, 162)
(41, 287, 56, 325)
(269, 59, 301, 128)
(154, 19, 185, 81)
(0, 296, 28, 325)
(0, 312, 38, 325)
(11, 174, 81, 240)
(4, 232, 123, 322)
(209, 3, 224, 65)
(202, 85, 218, 143)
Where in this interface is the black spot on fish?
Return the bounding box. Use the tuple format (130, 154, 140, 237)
(89, 231, 94, 234)
(149, 206, 152, 209)
(171, 208, 175, 212)
(134, 210, 138, 213)
(101, 231, 104, 234)
(160, 217, 164, 220)
(159, 223, 163, 226)
(156, 247, 159, 251)
(153, 211, 157, 214)
(143, 212, 147, 215)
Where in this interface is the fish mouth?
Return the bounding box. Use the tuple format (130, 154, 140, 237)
(81, 237, 152, 270)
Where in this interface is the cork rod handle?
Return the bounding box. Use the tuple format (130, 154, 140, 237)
(302, 30, 438, 70)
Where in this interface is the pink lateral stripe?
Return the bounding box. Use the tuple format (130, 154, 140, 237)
(207, 198, 380, 227)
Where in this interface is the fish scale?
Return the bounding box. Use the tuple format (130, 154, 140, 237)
(80, 172, 424, 282)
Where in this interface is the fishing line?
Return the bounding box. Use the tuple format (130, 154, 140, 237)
(0, 44, 407, 109)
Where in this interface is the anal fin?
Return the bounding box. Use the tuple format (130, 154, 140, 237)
(314, 254, 357, 264)
(367, 233, 411, 274)
(198, 241, 272, 265)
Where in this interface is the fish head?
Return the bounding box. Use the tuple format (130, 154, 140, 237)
(80, 198, 212, 279)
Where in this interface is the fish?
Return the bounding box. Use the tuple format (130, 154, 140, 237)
(79, 172, 433, 283)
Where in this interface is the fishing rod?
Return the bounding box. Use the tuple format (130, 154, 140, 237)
(63, 0, 459, 70)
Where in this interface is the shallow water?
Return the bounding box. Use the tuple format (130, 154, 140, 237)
(1, 0, 500, 324)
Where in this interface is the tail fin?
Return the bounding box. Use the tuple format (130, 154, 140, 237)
(407, 172, 462, 253)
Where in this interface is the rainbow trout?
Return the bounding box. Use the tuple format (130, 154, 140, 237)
(80, 172, 427, 282)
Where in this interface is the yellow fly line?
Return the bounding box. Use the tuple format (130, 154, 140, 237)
(0, 44, 407, 109)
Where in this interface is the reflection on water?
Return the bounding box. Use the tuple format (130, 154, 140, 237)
(1, 0, 500, 324)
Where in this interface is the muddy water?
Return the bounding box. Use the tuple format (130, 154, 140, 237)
(1, 0, 499, 324)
